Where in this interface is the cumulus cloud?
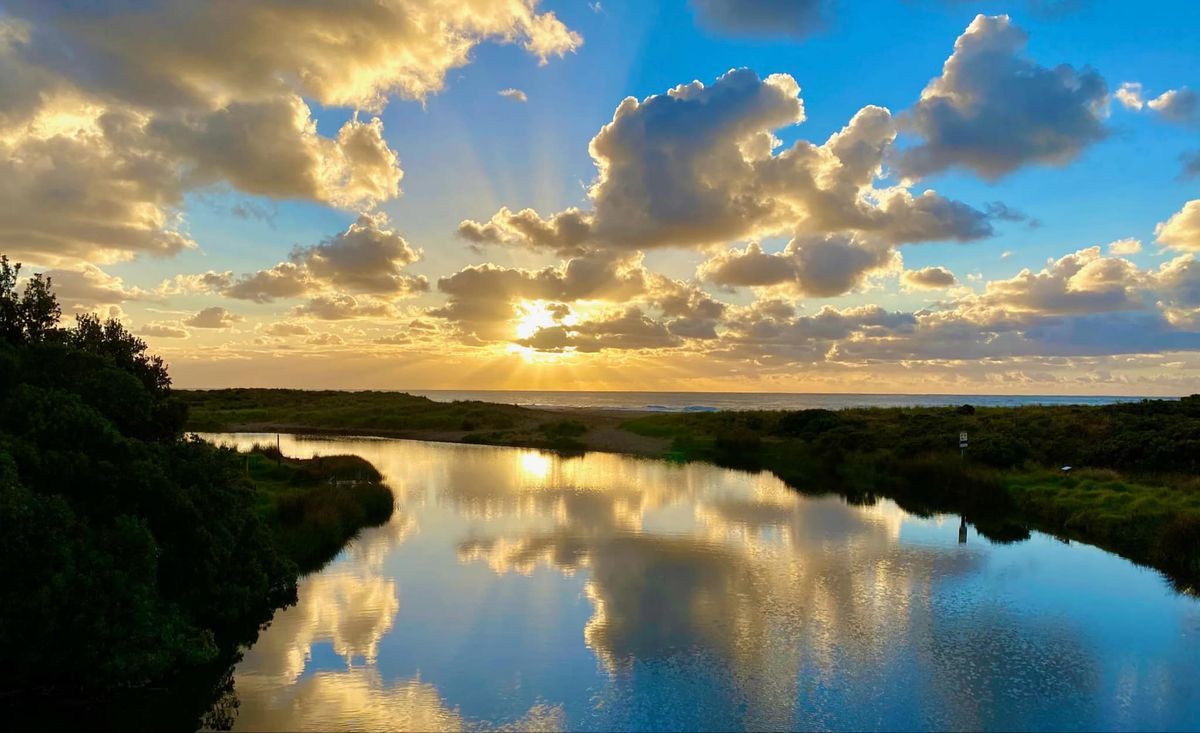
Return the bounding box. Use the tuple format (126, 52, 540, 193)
(1107, 238, 1142, 255)
(963, 246, 1144, 316)
(3, 0, 579, 110)
(498, 88, 528, 103)
(460, 70, 990, 256)
(223, 263, 311, 304)
(0, 1, 581, 263)
(457, 207, 592, 258)
(897, 15, 1108, 180)
(306, 333, 345, 346)
(149, 101, 403, 210)
(221, 214, 427, 304)
(690, 0, 826, 39)
(156, 270, 234, 297)
(432, 251, 648, 340)
(1155, 200, 1200, 252)
(705, 243, 1200, 370)
(1116, 82, 1199, 125)
(901, 266, 958, 290)
(1148, 88, 1199, 125)
(294, 214, 424, 295)
(260, 321, 314, 338)
(291, 294, 395, 321)
(35, 265, 147, 311)
(137, 322, 189, 339)
(0, 106, 193, 265)
(698, 234, 899, 298)
(184, 306, 244, 329)
(717, 303, 917, 363)
(1115, 82, 1146, 110)
(517, 307, 680, 352)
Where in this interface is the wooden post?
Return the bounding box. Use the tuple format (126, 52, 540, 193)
(276, 433, 281, 466)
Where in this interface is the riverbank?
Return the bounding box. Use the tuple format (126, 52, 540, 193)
(242, 444, 395, 571)
(180, 389, 1200, 591)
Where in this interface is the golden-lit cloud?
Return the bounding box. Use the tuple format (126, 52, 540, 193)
(459, 70, 992, 256)
(0, 0, 581, 264)
(1156, 200, 1200, 252)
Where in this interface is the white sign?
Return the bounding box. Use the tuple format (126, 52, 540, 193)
(959, 431, 968, 447)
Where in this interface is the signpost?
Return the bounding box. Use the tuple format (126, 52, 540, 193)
(959, 431, 968, 458)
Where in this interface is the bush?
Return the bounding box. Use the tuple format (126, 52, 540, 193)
(714, 428, 762, 456)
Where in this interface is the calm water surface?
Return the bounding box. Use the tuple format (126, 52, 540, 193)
(207, 434, 1200, 732)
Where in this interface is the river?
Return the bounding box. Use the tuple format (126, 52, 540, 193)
(205, 433, 1200, 731)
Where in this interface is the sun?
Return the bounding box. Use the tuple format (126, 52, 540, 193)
(514, 300, 563, 340)
(507, 300, 582, 364)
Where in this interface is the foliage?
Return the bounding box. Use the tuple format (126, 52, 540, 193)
(0, 258, 307, 707)
(243, 448, 393, 571)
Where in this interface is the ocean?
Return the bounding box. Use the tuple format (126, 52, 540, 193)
(405, 390, 1161, 412)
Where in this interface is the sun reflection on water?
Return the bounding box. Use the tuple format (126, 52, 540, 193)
(201, 433, 1200, 732)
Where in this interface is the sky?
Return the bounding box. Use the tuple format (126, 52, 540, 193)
(2, 0, 1200, 394)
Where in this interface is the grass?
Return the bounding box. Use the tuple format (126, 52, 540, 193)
(1005, 470, 1200, 585)
(182, 388, 533, 434)
(243, 445, 394, 572)
(182, 388, 592, 451)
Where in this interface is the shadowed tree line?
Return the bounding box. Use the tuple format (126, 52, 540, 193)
(0, 256, 383, 729)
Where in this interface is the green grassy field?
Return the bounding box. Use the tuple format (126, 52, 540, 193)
(182, 388, 533, 433)
(181, 389, 594, 451)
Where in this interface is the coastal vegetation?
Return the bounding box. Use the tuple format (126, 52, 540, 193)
(184, 387, 1200, 591)
(182, 388, 594, 451)
(0, 258, 392, 727)
(241, 445, 394, 571)
(622, 403, 1200, 590)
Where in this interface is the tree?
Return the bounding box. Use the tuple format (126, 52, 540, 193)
(0, 256, 62, 345)
(19, 272, 60, 342)
(0, 256, 22, 344)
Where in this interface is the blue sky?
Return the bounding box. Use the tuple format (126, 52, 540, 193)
(4, 1, 1200, 392)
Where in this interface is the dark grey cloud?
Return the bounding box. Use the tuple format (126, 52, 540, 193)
(1147, 87, 1199, 125)
(901, 266, 958, 290)
(897, 15, 1108, 180)
(517, 307, 680, 353)
(699, 234, 898, 298)
(986, 201, 1041, 228)
(221, 214, 427, 303)
(1179, 150, 1200, 180)
(184, 306, 243, 329)
(690, 0, 827, 39)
